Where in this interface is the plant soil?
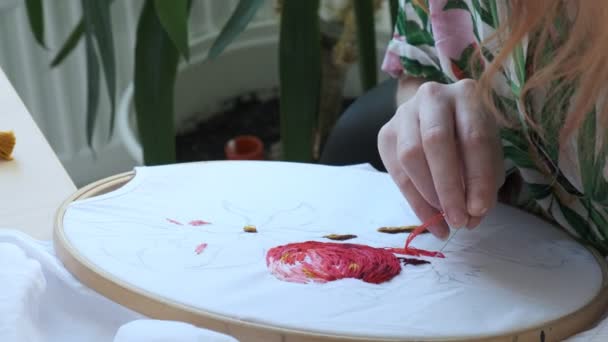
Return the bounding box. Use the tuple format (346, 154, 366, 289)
(175, 93, 354, 162)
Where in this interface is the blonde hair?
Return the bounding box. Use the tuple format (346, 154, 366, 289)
(478, 1, 608, 141)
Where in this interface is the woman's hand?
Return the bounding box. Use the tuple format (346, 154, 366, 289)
(378, 79, 504, 239)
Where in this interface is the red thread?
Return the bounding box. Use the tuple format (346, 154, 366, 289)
(194, 243, 208, 255)
(266, 241, 402, 284)
(387, 212, 446, 258)
(189, 220, 211, 226)
(166, 218, 183, 225)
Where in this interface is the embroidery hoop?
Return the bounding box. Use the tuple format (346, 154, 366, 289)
(54, 162, 608, 342)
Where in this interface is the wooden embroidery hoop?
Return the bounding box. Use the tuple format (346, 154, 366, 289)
(54, 169, 608, 342)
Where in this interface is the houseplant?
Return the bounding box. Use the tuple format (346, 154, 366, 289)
(24, 0, 396, 165)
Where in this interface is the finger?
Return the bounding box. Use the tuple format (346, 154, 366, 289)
(451, 80, 501, 219)
(417, 83, 468, 228)
(398, 175, 450, 239)
(378, 123, 450, 239)
(466, 216, 482, 229)
(395, 103, 441, 209)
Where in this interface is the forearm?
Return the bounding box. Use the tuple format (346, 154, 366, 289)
(396, 75, 427, 106)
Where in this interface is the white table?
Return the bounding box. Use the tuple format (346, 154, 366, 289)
(0, 67, 75, 240)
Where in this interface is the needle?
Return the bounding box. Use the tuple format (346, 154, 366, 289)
(411, 211, 460, 253)
(439, 227, 461, 254)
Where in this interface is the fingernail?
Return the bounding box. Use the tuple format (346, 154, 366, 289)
(447, 210, 467, 228)
(437, 227, 450, 241)
(469, 200, 488, 216)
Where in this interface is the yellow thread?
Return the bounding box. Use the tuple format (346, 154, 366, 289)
(377, 226, 424, 234)
(0, 131, 15, 160)
(303, 267, 316, 278)
(243, 225, 257, 233)
(280, 253, 289, 262)
(323, 233, 357, 241)
(348, 263, 359, 271)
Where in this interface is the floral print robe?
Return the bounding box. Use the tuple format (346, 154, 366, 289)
(382, 0, 608, 254)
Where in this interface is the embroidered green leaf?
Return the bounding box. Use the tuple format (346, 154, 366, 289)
(404, 20, 434, 46)
(443, 0, 469, 11)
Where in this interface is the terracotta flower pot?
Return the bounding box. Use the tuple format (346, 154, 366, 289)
(225, 135, 265, 160)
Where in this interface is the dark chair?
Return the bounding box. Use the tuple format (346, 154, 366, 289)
(319, 79, 398, 171)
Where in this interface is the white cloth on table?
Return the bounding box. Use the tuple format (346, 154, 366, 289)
(0, 230, 237, 342)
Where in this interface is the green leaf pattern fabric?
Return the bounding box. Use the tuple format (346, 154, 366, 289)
(381, 0, 608, 254)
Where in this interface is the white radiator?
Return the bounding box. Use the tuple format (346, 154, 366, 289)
(0, 0, 390, 186)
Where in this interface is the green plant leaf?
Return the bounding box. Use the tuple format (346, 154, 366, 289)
(51, 0, 116, 68)
(153, 0, 190, 60)
(25, 0, 45, 48)
(389, 0, 398, 29)
(354, 0, 377, 91)
(82, 0, 117, 138)
(51, 20, 83, 67)
(208, 0, 264, 59)
(134, 0, 181, 165)
(279, 0, 321, 162)
(82, 13, 100, 150)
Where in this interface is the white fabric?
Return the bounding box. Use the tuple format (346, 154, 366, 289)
(60, 161, 604, 340)
(0, 230, 237, 342)
(1, 162, 606, 341)
(114, 320, 236, 342)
